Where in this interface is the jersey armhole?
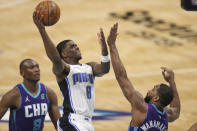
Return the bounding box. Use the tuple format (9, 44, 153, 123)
(145, 104, 149, 120)
(66, 64, 72, 77)
(43, 84, 50, 105)
(15, 86, 22, 111)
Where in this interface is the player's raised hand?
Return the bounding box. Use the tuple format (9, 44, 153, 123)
(107, 23, 118, 46)
(161, 67, 175, 82)
(97, 28, 107, 48)
(33, 11, 45, 30)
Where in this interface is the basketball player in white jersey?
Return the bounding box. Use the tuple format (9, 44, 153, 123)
(33, 11, 110, 131)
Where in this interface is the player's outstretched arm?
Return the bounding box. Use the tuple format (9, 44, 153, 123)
(47, 87, 61, 129)
(87, 28, 110, 77)
(0, 88, 19, 120)
(107, 23, 146, 111)
(33, 11, 67, 76)
(162, 67, 181, 122)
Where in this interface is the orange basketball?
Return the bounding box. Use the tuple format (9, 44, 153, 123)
(35, 0, 60, 26)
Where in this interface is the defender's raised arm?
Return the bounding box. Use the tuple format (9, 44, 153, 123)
(162, 67, 181, 122)
(87, 28, 110, 77)
(107, 23, 146, 111)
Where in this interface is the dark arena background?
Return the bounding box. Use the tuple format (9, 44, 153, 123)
(1, 0, 197, 130)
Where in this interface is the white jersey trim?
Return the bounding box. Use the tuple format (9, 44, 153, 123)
(65, 78, 76, 113)
(57, 119, 63, 131)
(68, 113, 80, 131)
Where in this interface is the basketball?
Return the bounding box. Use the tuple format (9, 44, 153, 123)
(35, 0, 60, 26)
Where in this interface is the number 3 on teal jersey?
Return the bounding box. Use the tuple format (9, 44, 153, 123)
(86, 86, 91, 99)
(33, 118, 41, 131)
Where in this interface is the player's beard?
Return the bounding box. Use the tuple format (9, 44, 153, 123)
(77, 56, 82, 61)
(144, 95, 153, 103)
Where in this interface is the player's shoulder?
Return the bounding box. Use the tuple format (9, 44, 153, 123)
(8, 86, 20, 97)
(86, 61, 97, 68)
(44, 86, 57, 103)
(43, 85, 56, 97)
(0, 86, 20, 108)
(39, 83, 50, 92)
(38, 82, 47, 89)
(86, 61, 97, 65)
(2, 85, 20, 102)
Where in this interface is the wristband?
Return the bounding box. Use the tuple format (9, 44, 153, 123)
(101, 54, 110, 62)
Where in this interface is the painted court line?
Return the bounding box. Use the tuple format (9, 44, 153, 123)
(98, 67, 197, 80)
(0, 0, 29, 9)
(0, 67, 197, 90)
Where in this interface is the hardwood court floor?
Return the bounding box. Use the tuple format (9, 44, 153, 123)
(0, 0, 197, 130)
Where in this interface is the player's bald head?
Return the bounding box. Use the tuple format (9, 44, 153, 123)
(19, 59, 35, 71)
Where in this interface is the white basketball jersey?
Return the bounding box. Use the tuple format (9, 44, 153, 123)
(65, 64, 95, 118)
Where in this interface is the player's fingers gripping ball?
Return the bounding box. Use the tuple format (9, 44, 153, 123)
(35, 0, 60, 26)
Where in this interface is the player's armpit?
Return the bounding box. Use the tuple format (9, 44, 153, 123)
(130, 90, 147, 113)
(165, 107, 180, 122)
(53, 60, 70, 81)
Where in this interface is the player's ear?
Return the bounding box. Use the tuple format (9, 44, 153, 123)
(61, 52, 67, 58)
(20, 70, 24, 77)
(152, 95, 160, 102)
